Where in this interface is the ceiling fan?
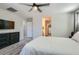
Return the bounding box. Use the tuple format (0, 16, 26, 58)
(22, 3, 50, 12)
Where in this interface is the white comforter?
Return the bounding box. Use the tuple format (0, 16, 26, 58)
(20, 36, 79, 55)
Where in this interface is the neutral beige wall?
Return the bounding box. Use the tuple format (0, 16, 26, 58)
(0, 9, 24, 40)
(31, 12, 73, 38)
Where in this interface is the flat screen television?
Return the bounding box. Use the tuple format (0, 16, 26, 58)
(0, 19, 15, 29)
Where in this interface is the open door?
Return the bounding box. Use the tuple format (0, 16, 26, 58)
(42, 16, 51, 36)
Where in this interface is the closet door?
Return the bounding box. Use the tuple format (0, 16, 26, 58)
(26, 18, 33, 38)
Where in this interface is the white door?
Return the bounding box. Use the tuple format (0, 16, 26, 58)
(27, 22, 33, 37)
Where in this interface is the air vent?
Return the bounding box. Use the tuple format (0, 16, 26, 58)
(7, 7, 17, 12)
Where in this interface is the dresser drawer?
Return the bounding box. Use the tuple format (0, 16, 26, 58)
(0, 32, 19, 49)
(0, 33, 9, 38)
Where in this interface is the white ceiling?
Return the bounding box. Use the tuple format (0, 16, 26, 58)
(0, 3, 79, 19)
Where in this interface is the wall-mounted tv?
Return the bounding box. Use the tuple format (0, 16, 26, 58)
(0, 19, 15, 29)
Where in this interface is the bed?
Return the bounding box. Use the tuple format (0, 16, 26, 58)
(20, 35, 79, 55)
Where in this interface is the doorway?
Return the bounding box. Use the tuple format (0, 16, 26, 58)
(24, 18, 33, 39)
(42, 16, 51, 36)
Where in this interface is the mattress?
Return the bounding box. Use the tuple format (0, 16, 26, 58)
(20, 36, 79, 55)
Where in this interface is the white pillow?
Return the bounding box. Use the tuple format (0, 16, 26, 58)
(72, 32, 79, 42)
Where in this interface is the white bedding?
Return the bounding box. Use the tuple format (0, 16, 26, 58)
(20, 36, 79, 55)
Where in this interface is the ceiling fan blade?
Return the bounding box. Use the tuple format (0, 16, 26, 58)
(37, 7, 42, 12)
(21, 4, 33, 6)
(29, 8, 33, 12)
(37, 3, 50, 7)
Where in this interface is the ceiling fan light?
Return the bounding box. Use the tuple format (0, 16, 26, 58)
(33, 6, 37, 11)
